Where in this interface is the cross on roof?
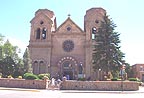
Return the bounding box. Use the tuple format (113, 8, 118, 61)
(68, 14, 71, 17)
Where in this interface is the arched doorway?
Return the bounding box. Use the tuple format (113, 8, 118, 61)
(62, 60, 74, 80)
(58, 56, 78, 80)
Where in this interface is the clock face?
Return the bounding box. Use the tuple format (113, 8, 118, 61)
(63, 40, 74, 52)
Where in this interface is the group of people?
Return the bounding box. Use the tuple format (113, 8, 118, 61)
(49, 77, 63, 89)
(50, 75, 68, 89)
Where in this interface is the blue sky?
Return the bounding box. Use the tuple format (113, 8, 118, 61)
(0, 0, 144, 65)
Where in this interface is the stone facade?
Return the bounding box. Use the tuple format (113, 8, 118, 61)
(28, 8, 106, 80)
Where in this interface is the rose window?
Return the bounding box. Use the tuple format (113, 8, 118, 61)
(63, 40, 74, 52)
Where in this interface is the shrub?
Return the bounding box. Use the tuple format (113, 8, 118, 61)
(128, 78, 142, 86)
(111, 78, 118, 81)
(23, 73, 39, 80)
(128, 78, 139, 81)
(18, 76, 23, 79)
(78, 77, 86, 81)
(38, 73, 50, 80)
(0, 73, 2, 78)
(111, 78, 121, 81)
(8, 75, 13, 79)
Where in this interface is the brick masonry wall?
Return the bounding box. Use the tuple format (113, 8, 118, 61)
(60, 80, 139, 91)
(0, 78, 49, 89)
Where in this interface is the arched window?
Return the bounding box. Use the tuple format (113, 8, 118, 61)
(36, 28, 41, 39)
(92, 27, 97, 39)
(33, 61, 39, 74)
(42, 28, 47, 39)
(39, 61, 46, 74)
(92, 27, 97, 34)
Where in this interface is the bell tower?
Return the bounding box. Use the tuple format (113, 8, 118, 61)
(84, 8, 106, 40)
(84, 8, 106, 78)
(28, 9, 57, 74)
(29, 9, 56, 41)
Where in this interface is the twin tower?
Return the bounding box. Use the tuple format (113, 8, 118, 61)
(28, 7, 106, 80)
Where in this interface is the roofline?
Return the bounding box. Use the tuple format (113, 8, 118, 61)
(55, 17, 84, 33)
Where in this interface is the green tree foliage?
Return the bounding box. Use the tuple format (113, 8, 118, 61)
(0, 34, 4, 45)
(125, 64, 133, 78)
(0, 34, 4, 59)
(0, 37, 24, 78)
(23, 48, 32, 73)
(2, 40, 19, 59)
(93, 15, 128, 76)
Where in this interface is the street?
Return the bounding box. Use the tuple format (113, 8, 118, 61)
(0, 87, 144, 98)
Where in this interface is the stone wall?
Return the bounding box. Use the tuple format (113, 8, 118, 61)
(0, 78, 139, 91)
(0, 78, 49, 89)
(60, 80, 139, 91)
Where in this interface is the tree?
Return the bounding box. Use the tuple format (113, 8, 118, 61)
(0, 34, 5, 75)
(93, 15, 128, 77)
(0, 34, 4, 45)
(0, 39, 23, 77)
(23, 48, 32, 73)
(0, 34, 4, 59)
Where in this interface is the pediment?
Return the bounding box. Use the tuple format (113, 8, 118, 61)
(55, 17, 84, 34)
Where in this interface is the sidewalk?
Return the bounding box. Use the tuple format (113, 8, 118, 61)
(60, 86, 144, 94)
(0, 86, 144, 93)
(0, 87, 40, 92)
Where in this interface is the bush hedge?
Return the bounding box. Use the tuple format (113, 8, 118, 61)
(128, 78, 139, 81)
(38, 73, 50, 80)
(111, 78, 121, 81)
(78, 77, 86, 81)
(111, 78, 118, 81)
(23, 73, 39, 80)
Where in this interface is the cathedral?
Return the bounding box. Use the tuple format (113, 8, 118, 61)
(28, 7, 106, 80)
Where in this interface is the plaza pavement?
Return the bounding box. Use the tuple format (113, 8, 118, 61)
(0, 86, 144, 98)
